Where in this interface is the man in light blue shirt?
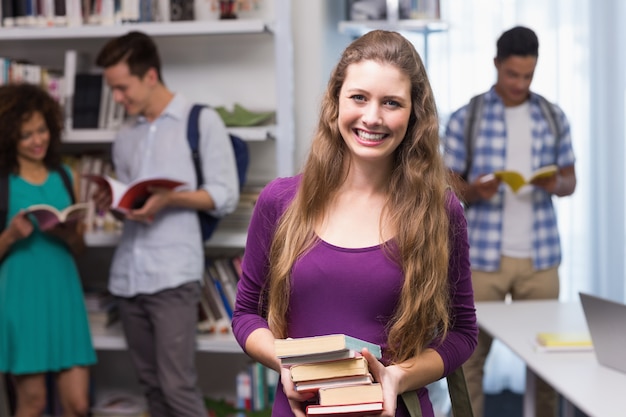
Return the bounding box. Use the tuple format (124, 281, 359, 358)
(95, 31, 239, 417)
(442, 26, 576, 417)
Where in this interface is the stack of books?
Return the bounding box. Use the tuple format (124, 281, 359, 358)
(275, 334, 384, 416)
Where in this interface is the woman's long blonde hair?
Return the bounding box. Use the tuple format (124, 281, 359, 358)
(266, 30, 451, 363)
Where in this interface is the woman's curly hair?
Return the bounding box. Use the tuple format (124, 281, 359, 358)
(0, 83, 64, 176)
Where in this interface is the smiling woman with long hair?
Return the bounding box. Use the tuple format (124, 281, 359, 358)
(231, 30, 477, 417)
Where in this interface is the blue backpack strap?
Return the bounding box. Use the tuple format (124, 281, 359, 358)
(187, 104, 206, 189)
(229, 133, 248, 191)
(186, 104, 220, 241)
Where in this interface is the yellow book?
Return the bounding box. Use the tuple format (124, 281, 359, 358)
(535, 332, 593, 352)
(485, 164, 558, 193)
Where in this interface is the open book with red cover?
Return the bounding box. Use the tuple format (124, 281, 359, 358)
(24, 202, 90, 231)
(83, 174, 187, 214)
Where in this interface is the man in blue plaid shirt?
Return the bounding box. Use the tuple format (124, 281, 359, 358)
(442, 26, 576, 417)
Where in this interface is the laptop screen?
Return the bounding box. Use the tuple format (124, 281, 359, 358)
(579, 292, 626, 373)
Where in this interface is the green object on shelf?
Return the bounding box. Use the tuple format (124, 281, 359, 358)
(215, 104, 275, 127)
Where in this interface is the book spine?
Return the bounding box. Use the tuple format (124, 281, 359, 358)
(250, 362, 266, 411)
(266, 367, 278, 406)
(64, 0, 81, 25)
(206, 264, 233, 319)
(235, 370, 252, 416)
(2, 0, 15, 27)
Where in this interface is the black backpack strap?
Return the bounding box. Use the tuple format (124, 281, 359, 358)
(535, 94, 562, 164)
(0, 174, 8, 234)
(56, 166, 76, 204)
(187, 104, 206, 188)
(462, 94, 484, 181)
(400, 367, 474, 417)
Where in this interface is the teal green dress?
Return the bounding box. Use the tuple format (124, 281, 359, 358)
(0, 168, 96, 374)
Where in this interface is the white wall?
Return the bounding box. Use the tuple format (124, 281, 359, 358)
(291, 2, 352, 171)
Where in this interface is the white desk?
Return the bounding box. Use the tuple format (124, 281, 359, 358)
(475, 300, 626, 417)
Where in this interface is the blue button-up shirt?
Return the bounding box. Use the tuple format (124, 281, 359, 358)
(108, 94, 239, 296)
(442, 87, 576, 271)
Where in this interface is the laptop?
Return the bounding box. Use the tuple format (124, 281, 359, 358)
(579, 292, 626, 373)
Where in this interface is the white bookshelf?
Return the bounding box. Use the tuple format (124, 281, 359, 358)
(338, 19, 448, 36)
(63, 125, 276, 143)
(85, 227, 247, 249)
(0, 0, 293, 404)
(0, 20, 268, 40)
(90, 320, 242, 353)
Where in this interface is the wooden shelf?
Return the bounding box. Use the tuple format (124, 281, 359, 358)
(0, 20, 269, 41)
(90, 320, 242, 353)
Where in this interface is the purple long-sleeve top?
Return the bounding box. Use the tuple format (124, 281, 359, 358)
(232, 176, 477, 417)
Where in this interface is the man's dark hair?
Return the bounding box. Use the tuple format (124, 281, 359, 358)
(496, 26, 539, 60)
(96, 31, 164, 82)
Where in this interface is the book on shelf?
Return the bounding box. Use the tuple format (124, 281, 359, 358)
(305, 402, 383, 416)
(197, 286, 229, 335)
(205, 261, 234, 319)
(85, 290, 119, 328)
(295, 374, 374, 393)
(275, 334, 382, 363)
(1, 0, 15, 27)
(209, 258, 238, 312)
(24, 202, 90, 231)
(63, 50, 91, 128)
(82, 174, 187, 215)
(201, 264, 230, 324)
(72, 73, 103, 129)
(481, 164, 558, 193)
(318, 382, 383, 406)
(534, 332, 593, 352)
(290, 356, 369, 383)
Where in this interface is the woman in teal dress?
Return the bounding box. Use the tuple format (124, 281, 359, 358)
(0, 83, 96, 416)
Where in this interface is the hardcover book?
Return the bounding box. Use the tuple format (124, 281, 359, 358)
(295, 374, 374, 393)
(82, 174, 186, 215)
(280, 350, 364, 367)
(481, 164, 558, 193)
(290, 357, 369, 382)
(318, 383, 383, 406)
(275, 334, 382, 362)
(305, 402, 383, 416)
